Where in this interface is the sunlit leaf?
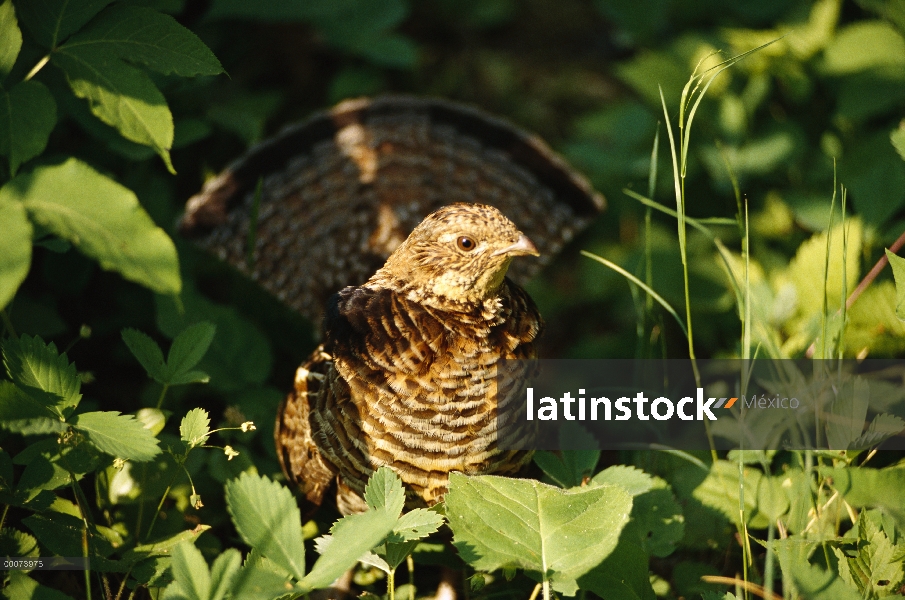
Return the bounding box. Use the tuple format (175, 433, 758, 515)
(1, 158, 181, 295)
(72, 411, 161, 462)
(446, 473, 633, 595)
(0, 197, 31, 310)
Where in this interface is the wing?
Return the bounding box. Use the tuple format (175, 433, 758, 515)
(274, 347, 339, 514)
(180, 96, 604, 322)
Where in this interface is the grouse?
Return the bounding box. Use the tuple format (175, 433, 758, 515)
(275, 203, 543, 514)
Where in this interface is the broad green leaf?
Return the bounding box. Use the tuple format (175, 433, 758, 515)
(826, 377, 870, 450)
(169, 370, 210, 385)
(0, 381, 65, 435)
(590, 465, 655, 495)
(303, 507, 398, 589)
(577, 539, 656, 600)
(0, 197, 31, 310)
(16, 456, 70, 502)
(124, 525, 212, 564)
(180, 408, 210, 448)
(822, 465, 905, 530)
(386, 508, 444, 544)
(68, 5, 223, 76)
(2, 335, 81, 416)
(893, 125, 905, 162)
(2, 571, 74, 600)
(23, 512, 113, 559)
(446, 473, 633, 595)
(533, 423, 600, 488)
(850, 413, 905, 449)
(122, 328, 167, 382)
(0, 0, 21, 83)
(363, 466, 405, 514)
(52, 45, 174, 171)
(769, 536, 862, 600)
(0, 528, 39, 560)
(16, 0, 114, 48)
(834, 510, 905, 597)
(167, 322, 216, 379)
(0, 80, 57, 175)
(885, 249, 905, 321)
(225, 473, 306, 581)
(162, 541, 210, 600)
(1, 158, 181, 295)
(72, 411, 162, 462)
(231, 550, 295, 600)
(156, 284, 272, 390)
(209, 549, 242, 600)
(822, 20, 905, 75)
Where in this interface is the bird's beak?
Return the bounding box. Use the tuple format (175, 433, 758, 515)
(492, 234, 540, 257)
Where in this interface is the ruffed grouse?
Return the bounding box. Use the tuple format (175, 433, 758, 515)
(179, 96, 604, 513)
(276, 203, 543, 514)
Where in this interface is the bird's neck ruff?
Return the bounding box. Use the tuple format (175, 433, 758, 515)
(365, 271, 508, 322)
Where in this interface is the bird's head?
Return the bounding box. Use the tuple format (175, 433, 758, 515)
(372, 203, 539, 305)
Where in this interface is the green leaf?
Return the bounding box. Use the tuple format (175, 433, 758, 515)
(834, 510, 905, 597)
(2, 334, 81, 417)
(0, 528, 39, 561)
(446, 474, 633, 595)
(386, 508, 444, 544)
(533, 423, 601, 488)
(363, 466, 405, 515)
(124, 525, 212, 564)
(304, 507, 399, 589)
(0, 80, 57, 175)
(23, 512, 113, 559)
(2, 571, 74, 600)
(16, 456, 71, 502)
(122, 328, 167, 382)
(225, 473, 306, 581)
(72, 411, 161, 462)
(1, 158, 181, 294)
(51, 45, 174, 171)
(16, 0, 114, 48)
(0, 0, 22, 83)
(167, 322, 216, 380)
(826, 377, 870, 450)
(163, 541, 210, 600)
(885, 249, 905, 321)
(822, 465, 905, 530)
(68, 5, 223, 76)
(180, 408, 210, 448)
(231, 550, 295, 600)
(893, 125, 905, 162)
(209, 549, 242, 600)
(0, 381, 65, 435)
(769, 536, 862, 600)
(822, 20, 905, 75)
(850, 413, 905, 449)
(0, 197, 31, 310)
(590, 465, 655, 496)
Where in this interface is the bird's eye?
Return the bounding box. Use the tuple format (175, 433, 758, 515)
(456, 236, 476, 251)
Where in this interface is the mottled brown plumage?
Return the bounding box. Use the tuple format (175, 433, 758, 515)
(276, 204, 542, 514)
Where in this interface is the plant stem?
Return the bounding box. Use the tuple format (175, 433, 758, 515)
(155, 383, 170, 409)
(25, 55, 50, 81)
(388, 568, 395, 600)
(527, 583, 542, 600)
